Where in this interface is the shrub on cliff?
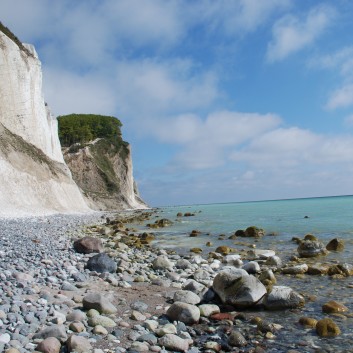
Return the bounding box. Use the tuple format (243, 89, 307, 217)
(58, 114, 123, 147)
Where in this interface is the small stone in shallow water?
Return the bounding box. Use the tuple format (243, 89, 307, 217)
(298, 317, 318, 328)
(322, 300, 348, 314)
(316, 318, 341, 337)
(228, 330, 247, 347)
(326, 238, 344, 251)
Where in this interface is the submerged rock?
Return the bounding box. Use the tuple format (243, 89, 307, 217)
(282, 264, 308, 275)
(263, 286, 305, 310)
(316, 318, 341, 337)
(299, 317, 318, 328)
(297, 240, 328, 258)
(322, 300, 348, 314)
(326, 238, 345, 251)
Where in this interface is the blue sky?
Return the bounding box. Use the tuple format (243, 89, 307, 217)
(2, 0, 353, 206)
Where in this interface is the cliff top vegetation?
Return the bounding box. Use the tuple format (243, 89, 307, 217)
(58, 114, 123, 147)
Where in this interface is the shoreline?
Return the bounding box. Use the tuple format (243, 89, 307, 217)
(0, 211, 351, 353)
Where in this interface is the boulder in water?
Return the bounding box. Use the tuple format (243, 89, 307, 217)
(297, 240, 328, 258)
(263, 286, 305, 310)
(213, 268, 266, 308)
(326, 238, 344, 251)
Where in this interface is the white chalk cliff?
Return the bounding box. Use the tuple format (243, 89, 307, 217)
(0, 26, 89, 216)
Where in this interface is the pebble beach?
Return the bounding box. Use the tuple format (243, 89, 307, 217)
(0, 210, 352, 353)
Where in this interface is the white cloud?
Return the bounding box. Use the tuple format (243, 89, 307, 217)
(151, 111, 281, 169)
(113, 59, 219, 118)
(267, 5, 336, 62)
(102, 0, 184, 47)
(326, 84, 353, 110)
(231, 127, 353, 167)
(43, 68, 116, 116)
(344, 114, 353, 127)
(192, 0, 292, 35)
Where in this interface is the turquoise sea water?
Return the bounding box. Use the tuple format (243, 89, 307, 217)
(139, 195, 353, 352)
(148, 195, 353, 256)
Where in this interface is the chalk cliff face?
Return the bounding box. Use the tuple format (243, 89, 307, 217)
(0, 24, 89, 216)
(61, 130, 147, 211)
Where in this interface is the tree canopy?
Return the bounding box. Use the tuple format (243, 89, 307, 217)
(58, 114, 123, 147)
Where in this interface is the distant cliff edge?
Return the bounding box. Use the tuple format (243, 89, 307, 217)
(0, 23, 146, 216)
(58, 114, 147, 211)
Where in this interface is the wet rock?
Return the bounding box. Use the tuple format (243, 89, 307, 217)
(190, 248, 202, 253)
(222, 254, 241, 265)
(213, 269, 266, 308)
(228, 330, 247, 347)
(282, 264, 308, 275)
(85, 253, 117, 273)
(158, 334, 189, 352)
(304, 234, 318, 241)
(265, 255, 282, 267)
(328, 263, 353, 276)
(73, 236, 103, 254)
(257, 320, 281, 334)
(166, 302, 200, 324)
(307, 264, 329, 275)
(263, 286, 305, 310)
(82, 292, 117, 314)
(316, 318, 341, 337)
(258, 269, 277, 287)
(148, 219, 173, 228)
(242, 261, 261, 274)
(244, 226, 265, 237)
(36, 337, 61, 353)
(173, 290, 200, 305)
(297, 240, 328, 258)
(189, 230, 201, 237)
(322, 300, 348, 314)
(299, 317, 318, 328)
(66, 335, 92, 353)
(247, 249, 275, 259)
(326, 238, 344, 251)
(215, 246, 231, 255)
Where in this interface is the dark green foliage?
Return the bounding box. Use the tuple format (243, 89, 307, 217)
(58, 114, 123, 147)
(0, 22, 33, 57)
(58, 114, 130, 193)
